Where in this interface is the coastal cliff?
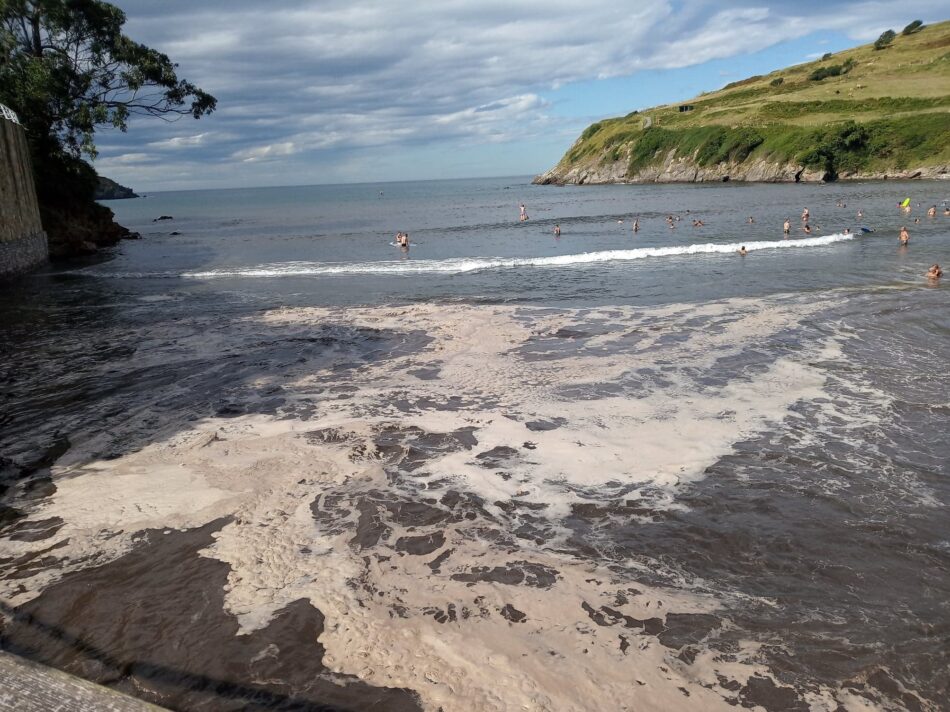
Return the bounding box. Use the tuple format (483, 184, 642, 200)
(94, 176, 138, 200)
(536, 20, 950, 186)
(534, 149, 948, 186)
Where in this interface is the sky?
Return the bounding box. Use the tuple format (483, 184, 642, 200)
(91, 1, 947, 191)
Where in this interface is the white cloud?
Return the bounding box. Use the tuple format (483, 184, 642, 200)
(100, 0, 947, 188)
(232, 141, 297, 162)
(147, 133, 211, 149)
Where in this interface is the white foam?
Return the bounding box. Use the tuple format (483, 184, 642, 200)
(76, 233, 855, 279)
(2, 296, 872, 712)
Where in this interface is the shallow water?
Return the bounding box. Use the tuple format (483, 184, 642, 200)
(0, 177, 948, 711)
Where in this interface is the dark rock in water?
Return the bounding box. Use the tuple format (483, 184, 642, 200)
(93, 177, 138, 200)
(153, 215, 173, 222)
(169, 231, 181, 236)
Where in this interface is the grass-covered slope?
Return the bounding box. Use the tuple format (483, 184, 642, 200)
(537, 20, 950, 184)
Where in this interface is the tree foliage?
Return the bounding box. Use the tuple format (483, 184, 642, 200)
(0, 0, 216, 158)
(902, 20, 924, 36)
(873, 29, 896, 50)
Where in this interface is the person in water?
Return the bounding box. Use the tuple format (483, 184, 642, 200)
(926, 264, 942, 279)
(899, 226, 910, 245)
(783, 218, 790, 236)
(801, 208, 810, 222)
(519, 203, 527, 221)
(632, 218, 639, 233)
(738, 246, 748, 256)
(399, 232, 409, 249)
(554, 224, 561, 237)
(927, 205, 936, 217)
(747, 216, 755, 224)
(803, 224, 812, 235)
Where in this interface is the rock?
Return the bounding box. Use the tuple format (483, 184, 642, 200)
(533, 150, 950, 186)
(93, 176, 138, 200)
(153, 215, 173, 222)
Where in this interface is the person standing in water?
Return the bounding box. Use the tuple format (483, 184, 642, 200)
(632, 218, 640, 233)
(783, 218, 790, 236)
(801, 207, 810, 223)
(899, 226, 910, 245)
(738, 246, 748, 256)
(553, 224, 561, 237)
(519, 203, 527, 222)
(926, 264, 942, 279)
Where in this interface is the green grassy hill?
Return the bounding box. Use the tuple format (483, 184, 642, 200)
(536, 20, 950, 184)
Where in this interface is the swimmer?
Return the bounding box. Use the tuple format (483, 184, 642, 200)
(398, 232, 409, 249)
(914, 217, 920, 224)
(926, 263, 942, 279)
(783, 218, 790, 236)
(843, 228, 851, 235)
(632, 218, 640, 233)
(748, 216, 754, 224)
(738, 246, 748, 256)
(554, 224, 561, 237)
(801, 207, 810, 222)
(857, 210, 863, 219)
(899, 226, 910, 245)
(803, 224, 812, 235)
(945, 207, 950, 216)
(927, 205, 936, 217)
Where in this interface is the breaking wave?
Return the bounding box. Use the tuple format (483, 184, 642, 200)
(82, 233, 856, 279)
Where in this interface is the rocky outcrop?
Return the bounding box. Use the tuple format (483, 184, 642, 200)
(94, 176, 138, 200)
(534, 150, 949, 185)
(42, 201, 139, 259)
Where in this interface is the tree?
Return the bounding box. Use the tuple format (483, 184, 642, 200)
(873, 29, 896, 50)
(0, 1, 216, 256)
(0, 0, 216, 158)
(902, 20, 924, 35)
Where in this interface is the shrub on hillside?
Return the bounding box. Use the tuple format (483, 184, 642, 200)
(770, 77, 784, 86)
(809, 58, 855, 81)
(902, 20, 924, 35)
(874, 29, 896, 50)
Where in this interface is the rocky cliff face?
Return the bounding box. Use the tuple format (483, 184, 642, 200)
(534, 149, 948, 185)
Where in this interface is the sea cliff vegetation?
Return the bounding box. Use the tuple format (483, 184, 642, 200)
(536, 20, 950, 184)
(0, 1, 215, 258)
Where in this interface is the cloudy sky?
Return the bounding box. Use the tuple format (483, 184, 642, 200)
(92, 1, 946, 191)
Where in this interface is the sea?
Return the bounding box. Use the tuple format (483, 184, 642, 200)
(0, 176, 948, 712)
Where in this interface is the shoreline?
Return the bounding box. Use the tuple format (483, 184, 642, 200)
(533, 162, 949, 186)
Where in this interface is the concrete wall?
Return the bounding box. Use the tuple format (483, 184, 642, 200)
(0, 106, 48, 277)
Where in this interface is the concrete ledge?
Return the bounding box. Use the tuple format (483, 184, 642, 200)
(0, 230, 48, 277)
(0, 650, 168, 711)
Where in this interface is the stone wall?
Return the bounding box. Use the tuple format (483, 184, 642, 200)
(0, 106, 48, 277)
